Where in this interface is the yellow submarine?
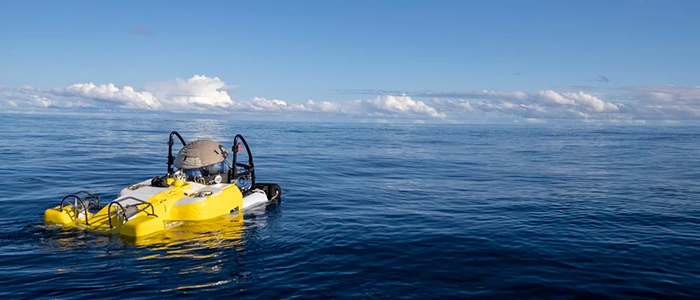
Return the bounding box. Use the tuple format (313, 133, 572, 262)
(44, 132, 281, 239)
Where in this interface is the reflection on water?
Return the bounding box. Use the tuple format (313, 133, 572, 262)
(34, 207, 279, 295)
(133, 214, 245, 255)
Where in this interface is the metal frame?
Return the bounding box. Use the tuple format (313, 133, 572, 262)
(59, 190, 101, 226)
(107, 196, 157, 229)
(167, 131, 187, 175)
(230, 134, 256, 191)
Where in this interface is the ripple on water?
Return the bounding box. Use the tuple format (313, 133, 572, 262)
(0, 114, 699, 298)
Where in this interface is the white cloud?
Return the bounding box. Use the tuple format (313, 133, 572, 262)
(442, 89, 619, 113)
(364, 95, 446, 118)
(144, 75, 234, 109)
(304, 99, 349, 114)
(416, 89, 624, 121)
(437, 99, 474, 111)
(58, 83, 161, 109)
(649, 92, 674, 102)
(611, 85, 700, 120)
(2, 75, 236, 112)
(242, 95, 445, 119)
(550, 91, 618, 112)
(616, 85, 700, 105)
(241, 97, 306, 112)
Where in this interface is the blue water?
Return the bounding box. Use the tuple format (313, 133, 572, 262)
(1, 113, 699, 298)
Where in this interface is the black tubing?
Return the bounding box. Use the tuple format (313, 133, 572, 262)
(167, 131, 186, 175)
(230, 134, 256, 190)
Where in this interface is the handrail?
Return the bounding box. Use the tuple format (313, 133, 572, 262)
(58, 191, 101, 226)
(107, 201, 126, 229)
(230, 134, 256, 190)
(72, 190, 100, 202)
(59, 190, 100, 209)
(167, 131, 187, 175)
(59, 195, 91, 226)
(107, 196, 157, 229)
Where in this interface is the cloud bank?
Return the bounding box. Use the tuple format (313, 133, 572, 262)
(2, 75, 699, 123)
(1, 75, 444, 119)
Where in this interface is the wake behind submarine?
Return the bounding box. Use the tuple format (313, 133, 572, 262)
(44, 131, 281, 239)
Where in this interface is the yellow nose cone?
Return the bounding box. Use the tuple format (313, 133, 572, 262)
(172, 179, 184, 187)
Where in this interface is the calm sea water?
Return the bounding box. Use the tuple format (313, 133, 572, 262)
(0, 113, 699, 299)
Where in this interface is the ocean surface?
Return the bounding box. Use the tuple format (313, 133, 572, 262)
(0, 113, 699, 299)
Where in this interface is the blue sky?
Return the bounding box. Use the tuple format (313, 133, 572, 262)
(1, 0, 699, 123)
